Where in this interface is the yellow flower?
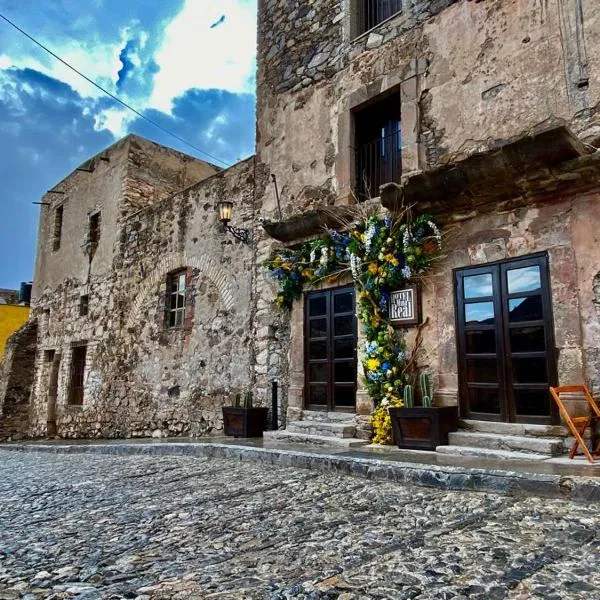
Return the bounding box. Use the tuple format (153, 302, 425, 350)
(301, 269, 313, 278)
(281, 262, 292, 270)
(368, 263, 378, 274)
(366, 358, 380, 371)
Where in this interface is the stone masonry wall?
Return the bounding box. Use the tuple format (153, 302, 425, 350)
(27, 156, 258, 439)
(27, 136, 224, 439)
(253, 0, 600, 424)
(422, 191, 600, 407)
(0, 320, 38, 440)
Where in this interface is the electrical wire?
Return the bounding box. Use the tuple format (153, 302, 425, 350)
(0, 12, 231, 167)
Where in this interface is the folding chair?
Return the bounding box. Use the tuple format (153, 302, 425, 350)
(549, 385, 600, 463)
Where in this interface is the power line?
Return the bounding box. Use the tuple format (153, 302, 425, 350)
(0, 12, 231, 168)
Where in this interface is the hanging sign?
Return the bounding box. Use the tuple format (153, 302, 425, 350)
(388, 284, 420, 326)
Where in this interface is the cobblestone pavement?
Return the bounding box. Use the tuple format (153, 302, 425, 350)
(1, 451, 599, 600)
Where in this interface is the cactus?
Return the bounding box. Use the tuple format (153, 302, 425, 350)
(420, 373, 432, 407)
(244, 391, 253, 409)
(403, 384, 414, 408)
(234, 393, 241, 408)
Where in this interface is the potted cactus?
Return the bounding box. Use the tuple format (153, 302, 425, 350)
(387, 373, 458, 450)
(222, 392, 269, 438)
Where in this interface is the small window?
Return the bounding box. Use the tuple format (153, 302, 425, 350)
(68, 344, 87, 406)
(167, 271, 187, 328)
(88, 212, 101, 258)
(44, 349, 55, 363)
(52, 205, 63, 251)
(79, 295, 89, 316)
(355, 0, 402, 37)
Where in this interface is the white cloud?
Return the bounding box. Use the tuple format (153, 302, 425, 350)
(149, 0, 257, 112)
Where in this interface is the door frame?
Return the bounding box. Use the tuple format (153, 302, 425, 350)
(454, 252, 559, 424)
(303, 285, 357, 412)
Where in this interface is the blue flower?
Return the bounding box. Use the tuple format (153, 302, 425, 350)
(401, 266, 412, 279)
(290, 272, 299, 280)
(382, 362, 391, 371)
(384, 214, 392, 229)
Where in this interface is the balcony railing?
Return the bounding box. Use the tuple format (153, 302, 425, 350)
(355, 129, 402, 201)
(357, 0, 403, 36)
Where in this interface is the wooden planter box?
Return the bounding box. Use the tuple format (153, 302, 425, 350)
(388, 406, 458, 451)
(222, 407, 269, 438)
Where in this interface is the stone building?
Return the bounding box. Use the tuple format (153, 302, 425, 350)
(255, 0, 600, 451)
(2, 0, 600, 452)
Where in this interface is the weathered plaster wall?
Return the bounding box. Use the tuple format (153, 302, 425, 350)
(253, 0, 600, 423)
(422, 191, 600, 405)
(256, 0, 600, 221)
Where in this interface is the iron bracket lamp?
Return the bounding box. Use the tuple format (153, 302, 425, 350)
(217, 200, 251, 244)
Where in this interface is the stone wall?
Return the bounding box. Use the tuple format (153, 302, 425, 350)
(27, 155, 258, 439)
(0, 320, 38, 440)
(256, 0, 600, 222)
(422, 190, 600, 406)
(26, 136, 228, 439)
(252, 0, 600, 426)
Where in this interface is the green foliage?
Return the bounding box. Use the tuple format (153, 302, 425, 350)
(403, 384, 414, 408)
(244, 391, 253, 409)
(420, 373, 432, 407)
(265, 209, 442, 441)
(234, 393, 241, 408)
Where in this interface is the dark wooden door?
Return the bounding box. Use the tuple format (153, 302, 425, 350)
(455, 254, 558, 424)
(305, 286, 357, 411)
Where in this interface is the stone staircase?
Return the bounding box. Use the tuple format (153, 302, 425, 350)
(436, 419, 569, 461)
(263, 410, 368, 448)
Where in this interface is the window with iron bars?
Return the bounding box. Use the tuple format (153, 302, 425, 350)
(68, 344, 87, 406)
(353, 91, 402, 201)
(355, 0, 403, 36)
(166, 270, 187, 328)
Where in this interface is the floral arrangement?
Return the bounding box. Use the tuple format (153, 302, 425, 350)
(264, 208, 441, 444)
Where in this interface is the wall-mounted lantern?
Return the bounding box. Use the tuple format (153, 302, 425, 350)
(217, 200, 251, 244)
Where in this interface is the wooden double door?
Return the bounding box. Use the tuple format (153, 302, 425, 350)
(455, 254, 558, 424)
(304, 286, 357, 411)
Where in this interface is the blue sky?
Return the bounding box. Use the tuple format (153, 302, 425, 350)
(0, 0, 257, 289)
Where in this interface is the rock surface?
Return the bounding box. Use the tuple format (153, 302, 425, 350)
(0, 450, 598, 599)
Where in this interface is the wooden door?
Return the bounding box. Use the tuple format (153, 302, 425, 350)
(305, 286, 357, 411)
(455, 254, 558, 424)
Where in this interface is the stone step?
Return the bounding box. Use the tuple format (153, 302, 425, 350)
(448, 431, 564, 456)
(302, 410, 356, 423)
(460, 419, 568, 438)
(263, 430, 368, 448)
(286, 420, 357, 438)
(436, 445, 549, 462)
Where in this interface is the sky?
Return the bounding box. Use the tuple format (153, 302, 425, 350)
(0, 0, 257, 289)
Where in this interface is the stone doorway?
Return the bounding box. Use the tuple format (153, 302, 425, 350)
(454, 253, 558, 424)
(304, 286, 357, 412)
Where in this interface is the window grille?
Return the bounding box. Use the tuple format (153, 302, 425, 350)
(52, 205, 63, 251)
(79, 295, 89, 316)
(357, 0, 402, 36)
(68, 345, 87, 405)
(167, 271, 187, 328)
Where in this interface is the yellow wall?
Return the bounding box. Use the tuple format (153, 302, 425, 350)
(0, 305, 30, 358)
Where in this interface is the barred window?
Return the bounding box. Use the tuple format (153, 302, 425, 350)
(354, 0, 402, 37)
(52, 205, 63, 251)
(167, 271, 186, 328)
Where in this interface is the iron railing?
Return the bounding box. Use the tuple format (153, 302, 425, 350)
(355, 129, 402, 201)
(357, 0, 403, 35)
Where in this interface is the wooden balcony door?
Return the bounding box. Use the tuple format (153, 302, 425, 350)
(305, 286, 357, 412)
(455, 254, 558, 424)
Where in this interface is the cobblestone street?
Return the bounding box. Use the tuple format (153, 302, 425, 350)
(0, 450, 599, 600)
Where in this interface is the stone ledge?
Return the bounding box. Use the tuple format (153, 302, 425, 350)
(2, 441, 600, 502)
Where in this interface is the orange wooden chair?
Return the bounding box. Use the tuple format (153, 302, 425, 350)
(550, 385, 600, 463)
